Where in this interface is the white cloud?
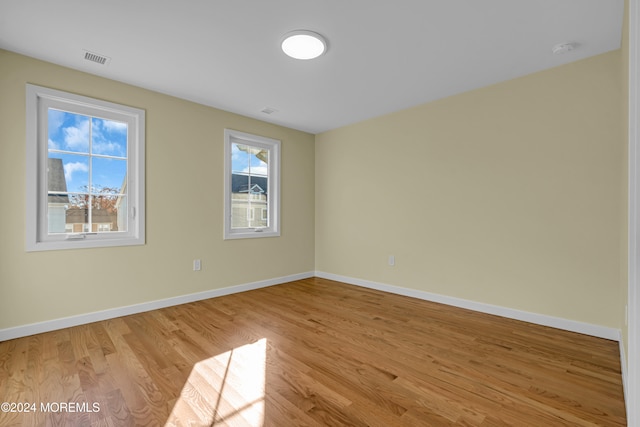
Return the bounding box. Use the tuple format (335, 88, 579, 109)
(48, 109, 65, 133)
(102, 120, 127, 133)
(63, 119, 90, 151)
(47, 110, 66, 150)
(243, 166, 268, 176)
(91, 119, 126, 156)
(93, 141, 124, 156)
(64, 161, 88, 182)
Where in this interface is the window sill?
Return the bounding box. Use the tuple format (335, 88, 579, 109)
(223, 229, 280, 240)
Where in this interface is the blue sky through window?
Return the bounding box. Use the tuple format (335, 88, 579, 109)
(231, 143, 268, 176)
(47, 109, 127, 193)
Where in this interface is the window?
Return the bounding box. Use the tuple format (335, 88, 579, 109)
(224, 129, 280, 239)
(26, 84, 145, 251)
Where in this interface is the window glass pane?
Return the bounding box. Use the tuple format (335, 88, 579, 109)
(48, 109, 89, 153)
(231, 173, 249, 229)
(49, 153, 89, 235)
(48, 154, 89, 194)
(250, 149, 268, 176)
(253, 176, 268, 228)
(231, 143, 268, 175)
(47, 156, 71, 234)
(231, 143, 247, 173)
(230, 142, 269, 230)
(46, 141, 128, 235)
(114, 195, 128, 232)
(92, 157, 127, 195)
(89, 204, 118, 233)
(91, 157, 127, 233)
(91, 117, 127, 156)
(47, 200, 68, 234)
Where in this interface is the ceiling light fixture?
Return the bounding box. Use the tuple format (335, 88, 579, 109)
(281, 30, 327, 60)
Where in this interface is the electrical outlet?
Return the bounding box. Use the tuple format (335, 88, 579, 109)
(388, 255, 395, 266)
(193, 259, 201, 271)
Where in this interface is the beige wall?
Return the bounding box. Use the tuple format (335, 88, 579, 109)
(0, 45, 629, 337)
(0, 49, 315, 330)
(316, 51, 627, 328)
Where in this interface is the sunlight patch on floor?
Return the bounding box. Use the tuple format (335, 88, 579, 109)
(166, 338, 267, 426)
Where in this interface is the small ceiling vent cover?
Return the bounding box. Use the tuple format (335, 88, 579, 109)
(261, 107, 278, 115)
(83, 50, 111, 65)
(552, 42, 578, 55)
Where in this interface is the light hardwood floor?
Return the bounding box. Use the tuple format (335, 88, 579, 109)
(0, 277, 627, 426)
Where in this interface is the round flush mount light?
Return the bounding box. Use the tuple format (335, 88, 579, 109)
(281, 30, 327, 60)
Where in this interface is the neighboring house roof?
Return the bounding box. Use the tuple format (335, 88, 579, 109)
(232, 173, 267, 195)
(47, 158, 69, 203)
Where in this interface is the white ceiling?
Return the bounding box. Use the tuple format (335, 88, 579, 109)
(0, 0, 624, 134)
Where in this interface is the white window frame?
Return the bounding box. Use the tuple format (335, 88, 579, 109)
(224, 129, 280, 239)
(26, 84, 145, 251)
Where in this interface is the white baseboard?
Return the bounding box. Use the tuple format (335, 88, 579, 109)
(0, 271, 315, 342)
(1, 270, 621, 344)
(315, 271, 621, 341)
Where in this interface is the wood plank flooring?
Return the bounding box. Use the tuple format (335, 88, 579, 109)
(0, 277, 627, 426)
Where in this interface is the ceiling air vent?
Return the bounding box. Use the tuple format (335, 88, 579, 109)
(83, 50, 111, 65)
(261, 107, 278, 115)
